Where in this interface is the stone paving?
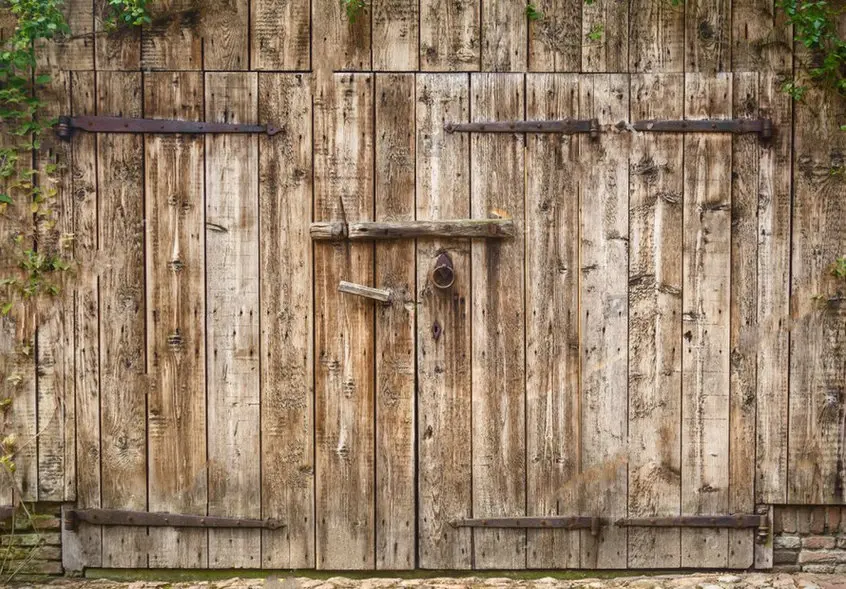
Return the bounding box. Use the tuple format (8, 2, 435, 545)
(4, 573, 846, 589)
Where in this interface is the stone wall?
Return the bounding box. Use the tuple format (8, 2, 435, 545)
(773, 505, 846, 573)
(0, 502, 63, 580)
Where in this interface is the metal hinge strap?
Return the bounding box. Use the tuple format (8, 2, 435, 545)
(445, 119, 600, 138)
(63, 508, 284, 531)
(626, 118, 773, 139)
(57, 116, 281, 141)
(450, 516, 602, 536)
(616, 514, 769, 541)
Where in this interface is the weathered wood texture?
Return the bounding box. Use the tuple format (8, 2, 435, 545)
(415, 73, 473, 570)
(314, 74, 375, 569)
(9, 0, 846, 569)
(525, 73, 581, 569)
(258, 73, 315, 569)
(144, 71, 207, 568)
(578, 74, 629, 569)
(788, 72, 846, 504)
(205, 71, 261, 568)
(374, 74, 416, 570)
(627, 73, 683, 569)
(470, 72, 526, 569)
(681, 73, 732, 567)
(97, 71, 147, 568)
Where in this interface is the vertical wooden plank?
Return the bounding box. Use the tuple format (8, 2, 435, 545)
(728, 71, 758, 569)
(527, 0, 581, 71)
(39, 0, 94, 71)
(372, 0, 418, 69)
(314, 73, 375, 570)
(71, 70, 101, 568)
(205, 72, 261, 568)
(94, 0, 141, 70)
(755, 72, 791, 505)
(525, 73, 581, 570)
(97, 71, 147, 568)
(251, 0, 311, 70)
(312, 0, 371, 71)
(681, 72, 731, 567)
(34, 70, 74, 503)
(482, 0, 527, 71)
(685, 0, 731, 71)
(145, 71, 207, 568)
(629, 0, 684, 72)
(141, 0, 202, 70)
(731, 0, 791, 72)
(788, 73, 846, 504)
(258, 73, 315, 570)
(627, 73, 683, 569)
(582, 0, 628, 72)
(578, 73, 629, 570)
(470, 72, 525, 570)
(415, 73, 473, 570)
(419, 0, 479, 70)
(374, 74, 416, 571)
(202, 0, 249, 69)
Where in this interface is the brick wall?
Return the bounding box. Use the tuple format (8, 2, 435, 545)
(773, 506, 846, 573)
(0, 502, 63, 580)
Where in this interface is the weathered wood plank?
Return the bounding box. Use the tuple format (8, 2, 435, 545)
(527, 0, 581, 71)
(97, 71, 147, 568)
(728, 71, 758, 569)
(578, 73, 629, 569)
(788, 72, 846, 504)
(470, 72, 525, 569)
(374, 73, 416, 571)
(258, 72, 314, 569)
(94, 0, 140, 70)
(205, 72, 261, 568)
(312, 220, 516, 240)
(34, 70, 74, 503)
(482, 0, 527, 70)
(314, 74, 375, 570)
(582, 0, 628, 72)
(372, 0, 418, 69)
(755, 72, 791, 505)
(685, 0, 731, 71)
(525, 73, 580, 569)
(420, 0, 479, 70)
(731, 0, 791, 72)
(144, 71, 207, 568)
(70, 70, 101, 567)
(251, 0, 310, 70)
(415, 73, 472, 570)
(629, 0, 683, 71)
(627, 73, 683, 569)
(141, 0, 202, 70)
(681, 72, 731, 567)
(312, 0, 371, 71)
(38, 0, 94, 71)
(202, 0, 249, 69)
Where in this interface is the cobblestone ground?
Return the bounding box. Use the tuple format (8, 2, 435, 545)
(4, 573, 846, 589)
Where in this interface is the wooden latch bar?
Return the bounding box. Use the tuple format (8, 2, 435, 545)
(626, 118, 773, 140)
(56, 115, 282, 141)
(450, 516, 602, 536)
(63, 508, 285, 531)
(445, 119, 600, 139)
(338, 281, 393, 303)
(311, 219, 515, 241)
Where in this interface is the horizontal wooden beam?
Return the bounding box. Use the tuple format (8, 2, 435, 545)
(311, 219, 516, 241)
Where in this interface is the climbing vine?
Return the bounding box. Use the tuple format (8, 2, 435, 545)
(778, 0, 846, 97)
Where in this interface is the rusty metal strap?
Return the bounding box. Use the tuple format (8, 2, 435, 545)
(57, 116, 281, 141)
(64, 508, 284, 531)
(445, 118, 600, 138)
(627, 118, 773, 139)
(450, 516, 602, 534)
